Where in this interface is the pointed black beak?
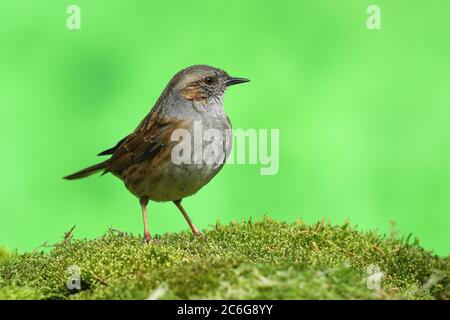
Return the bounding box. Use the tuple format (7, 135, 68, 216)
(225, 77, 250, 87)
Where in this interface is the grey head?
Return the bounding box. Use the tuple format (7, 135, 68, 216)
(163, 65, 250, 102)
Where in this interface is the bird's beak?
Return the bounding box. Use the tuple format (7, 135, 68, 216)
(225, 77, 250, 87)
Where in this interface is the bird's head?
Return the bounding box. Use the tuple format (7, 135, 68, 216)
(167, 65, 249, 102)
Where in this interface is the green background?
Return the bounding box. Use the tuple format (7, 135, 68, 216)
(0, 1, 449, 255)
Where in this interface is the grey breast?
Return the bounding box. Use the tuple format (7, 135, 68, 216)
(147, 96, 232, 202)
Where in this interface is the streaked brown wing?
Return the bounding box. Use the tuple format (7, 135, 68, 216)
(104, 113, 174, 174)
(97, 136, 128, 156)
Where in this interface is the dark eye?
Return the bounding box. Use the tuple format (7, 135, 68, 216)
(203, 76, 215, 86)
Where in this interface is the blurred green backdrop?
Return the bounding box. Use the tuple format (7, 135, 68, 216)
(0, 0, 449, 255)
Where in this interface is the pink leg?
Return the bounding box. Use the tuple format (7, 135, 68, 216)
(140, 196, 151, 243)
(173, 200, 201, 237)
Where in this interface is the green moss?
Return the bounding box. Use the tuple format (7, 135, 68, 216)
(0, 217, 448, 300)
(0, 247, 10, 262)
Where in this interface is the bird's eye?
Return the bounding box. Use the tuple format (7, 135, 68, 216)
(203, 76, 215, 86)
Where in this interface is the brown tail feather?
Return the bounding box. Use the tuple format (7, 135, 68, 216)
(63, 161, 108, 180)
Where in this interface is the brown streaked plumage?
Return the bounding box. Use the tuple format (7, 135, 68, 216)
(64, 65, 249, 243)
(181, 83, 209, 103)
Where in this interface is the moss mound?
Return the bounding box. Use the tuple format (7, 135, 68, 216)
(0, 218, 448, 300)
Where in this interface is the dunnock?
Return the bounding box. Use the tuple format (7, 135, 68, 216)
(64, 65, 249, 242)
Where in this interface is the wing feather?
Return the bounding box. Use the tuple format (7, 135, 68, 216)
(103, 113, 180, 174)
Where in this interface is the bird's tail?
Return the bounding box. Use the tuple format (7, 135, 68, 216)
(63, 161, 108, 180)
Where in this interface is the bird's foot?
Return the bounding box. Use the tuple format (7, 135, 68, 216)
(142, 233, 162, 244)
(193, 231, 202, 238)
(142, 232, 152, 244)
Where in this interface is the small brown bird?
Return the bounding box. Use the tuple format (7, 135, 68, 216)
(64, 65, 249, 242)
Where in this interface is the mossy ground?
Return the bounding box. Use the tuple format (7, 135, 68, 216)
(0, 217, 448, 300)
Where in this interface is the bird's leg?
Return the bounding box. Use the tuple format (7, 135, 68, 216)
(173, 200, 201, 237)
(140, 196, 151, 243)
